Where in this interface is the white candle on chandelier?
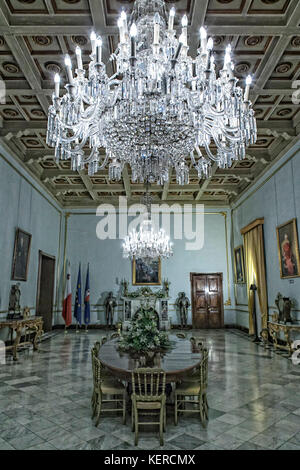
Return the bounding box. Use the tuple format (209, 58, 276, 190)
(64, 55, 74, 85)
(96, 37, 103, 63)
(54, 73, 60, 98)
(153, 12, 160, 44)
(244, 75, 252, 101)
(118, 18, 125, 44)
(130, 23, 137, 58)
(224, 45, 233, 78)
(206, 37, 214, 68)
(181, 15, 188, 46)
(90, 31, 97, 55)
(200, 27, 207, 53)
(168, 7, 176, 31)
(75, 46, 83, 70)
(121, 10, 128, 35)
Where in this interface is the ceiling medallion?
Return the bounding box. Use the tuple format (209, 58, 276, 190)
(277, 108, 292, 117)
(31, 109, 45, 117)
(71, 35, 88, 46)
(275, 62, 292, 74)
(245, 36, 263, 47)
(235, 62, 251, 74)
(3, 62, 20, 74)
(33, 36, 52, 47)
(47, 0, 256, 185)
(45, 62, 61, 74)
(291, 37, 300, 48)
(3, 109, 19, 118)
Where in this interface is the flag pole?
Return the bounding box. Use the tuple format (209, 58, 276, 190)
(64, 325, 68, 335)
(76, 322, 79, 333)
(85, 324, 88, 334)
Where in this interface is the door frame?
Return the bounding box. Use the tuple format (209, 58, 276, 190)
(36, 250, 56, 328)
(190, 272, 224, 329)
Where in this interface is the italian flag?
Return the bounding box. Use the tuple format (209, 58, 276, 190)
(62, 262, 72, 327)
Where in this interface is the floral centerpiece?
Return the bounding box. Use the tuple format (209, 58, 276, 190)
(118, 308, 170, 355)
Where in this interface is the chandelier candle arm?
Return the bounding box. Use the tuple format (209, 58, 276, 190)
(47, 0, 257, 185)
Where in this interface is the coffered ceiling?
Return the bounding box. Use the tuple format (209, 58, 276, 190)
(0, 0, 299, 208)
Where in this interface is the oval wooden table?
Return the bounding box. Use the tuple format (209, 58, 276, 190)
(99, 335, 202, 383)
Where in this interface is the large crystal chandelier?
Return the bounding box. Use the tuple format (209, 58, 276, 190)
(123, 187, 173, 260)
(47, 0, 257, 185)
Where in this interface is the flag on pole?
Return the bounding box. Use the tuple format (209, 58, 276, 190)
(62, 261, 72, 327)
(84, 264, 91, 326)
(74, 264, 82, 326)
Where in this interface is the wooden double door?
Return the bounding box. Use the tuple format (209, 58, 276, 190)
(190, 273, 224, 329)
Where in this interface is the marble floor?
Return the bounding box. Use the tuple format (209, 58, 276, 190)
(0, 329, 300, 451)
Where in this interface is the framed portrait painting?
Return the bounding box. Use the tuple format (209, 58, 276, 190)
(234, 245, 246, 284)
(276, 218, 300, 279)
(133, 258, 161, 286)
(11, 228, 32, 281)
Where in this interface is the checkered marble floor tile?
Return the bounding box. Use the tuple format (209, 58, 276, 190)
(0, 329, 299, 450)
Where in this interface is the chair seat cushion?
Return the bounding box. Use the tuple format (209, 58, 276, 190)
(136, 401, 162, 410)
(175, 382, 201, 395)
(101, 379, 125, 394)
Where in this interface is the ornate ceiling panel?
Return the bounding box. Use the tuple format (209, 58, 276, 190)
(0, 0, 299, 208)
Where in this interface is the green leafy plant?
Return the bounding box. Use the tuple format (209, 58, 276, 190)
(118, 308, 170, 354)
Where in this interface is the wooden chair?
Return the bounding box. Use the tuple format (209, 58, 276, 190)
(101, 336, 108, 345)
(176, 332, 186, 339)
(110, 332, 120, 340)
(91, 342, 101, 416)
(92, 352, 126, 427)
(174, 348, 209, 428)
(131, 368, 166, 446)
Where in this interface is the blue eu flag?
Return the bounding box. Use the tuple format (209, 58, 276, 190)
(74, 264, 82, 326)
(84, 264, 91, 326)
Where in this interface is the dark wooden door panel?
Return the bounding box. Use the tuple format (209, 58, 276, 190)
(191, 273, 224, 329)
(36, 252, 55, 332)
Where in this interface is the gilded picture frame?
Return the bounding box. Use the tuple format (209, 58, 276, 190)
(234, 245, 246, 284)
(276, 218, 300, 279)
(11, 228, 32, 281)
(132, 257, 161, 286)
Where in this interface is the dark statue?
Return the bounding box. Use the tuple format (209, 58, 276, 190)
(176, 292, 190, 329)
(105, 292, 117, 327)
(8, 284, 21, 315)
(275, 292, 293, 324)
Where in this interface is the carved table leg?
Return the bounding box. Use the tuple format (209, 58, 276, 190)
(33, 322, 43, 351)
(13, 325, 22, 361)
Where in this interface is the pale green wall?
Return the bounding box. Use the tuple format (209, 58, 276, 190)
(55, 208, 235, 326)
(0, 152, 62, 340)
(231, 144, 300, 331)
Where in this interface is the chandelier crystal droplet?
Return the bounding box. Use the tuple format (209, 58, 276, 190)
(47, 0, 257, 186)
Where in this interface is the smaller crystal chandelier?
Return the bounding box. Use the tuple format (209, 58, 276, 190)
(123, 187, 173, 260)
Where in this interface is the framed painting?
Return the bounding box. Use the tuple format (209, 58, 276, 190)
(11, 228, 32, 281)
(276, 218, 300, 279)
(234, 245, 246, 284)
(132, 258, 161, 286)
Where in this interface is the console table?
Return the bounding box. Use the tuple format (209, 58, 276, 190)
(267, 321, 300, 356)
(0, 317, 43, 361)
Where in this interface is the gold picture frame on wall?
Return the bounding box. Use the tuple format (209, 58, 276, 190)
(11, 228, 32, 282)
(132, 257, 161, 286)
(276, 218, 300, 279)
(234, 245, 246, 284)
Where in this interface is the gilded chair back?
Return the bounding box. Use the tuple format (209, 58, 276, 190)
(101, 336, 107, 345)
(190, 336, 204, 352)
(199, 348, 209, 390)
(176, 333, 186, 339)
(91, 342, 101, 386)
(131, 368, 166, 402)
(110, 332, 120, 340)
